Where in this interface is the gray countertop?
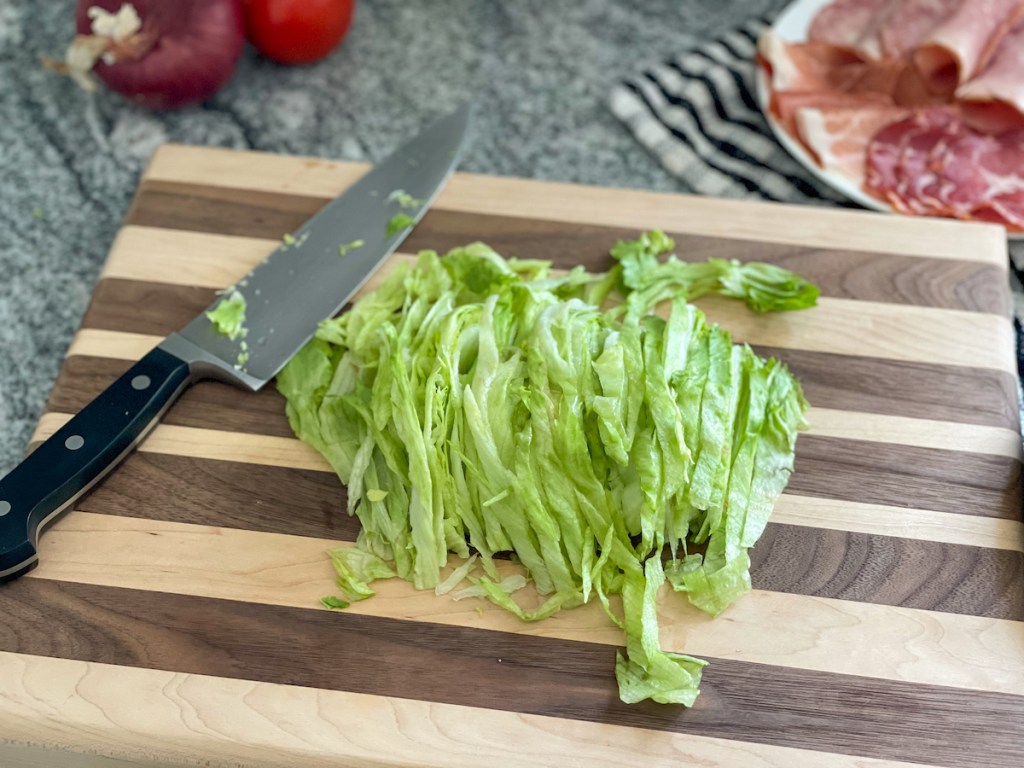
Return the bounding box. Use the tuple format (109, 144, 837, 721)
(0, 0, 951, 472)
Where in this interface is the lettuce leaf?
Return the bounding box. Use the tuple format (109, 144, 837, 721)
(279, 231, 812, 706)
(326, 547, 396, 603)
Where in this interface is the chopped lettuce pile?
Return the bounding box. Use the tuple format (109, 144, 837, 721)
(277, 231, 814, 706)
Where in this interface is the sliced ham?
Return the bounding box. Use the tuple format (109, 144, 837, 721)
(794, 104, 912, 187)
(958, 22, 1024, 132)
(912, 0, 1024, 95)
(807, 0, 902, 58)
(878, 0, 961, 57)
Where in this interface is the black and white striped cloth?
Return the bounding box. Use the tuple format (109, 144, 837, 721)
(608, 16, 852, 206)
(609, 15, 1024, 377)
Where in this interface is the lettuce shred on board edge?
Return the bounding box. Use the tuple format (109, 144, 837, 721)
(277, 231, 815, 706)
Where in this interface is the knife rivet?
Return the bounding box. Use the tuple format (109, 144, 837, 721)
(131, 375, 151, 391)
(0, 501, 10, 517)
(65, 435, 85, 451)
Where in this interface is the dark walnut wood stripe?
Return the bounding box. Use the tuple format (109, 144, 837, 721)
(74, 277, 1022, 432)
(750, 523, 1024, 620)
(79, 453, 352, 541)
(762, 347, 1020, 432)
(1, 578, 1021, 768)
(73, 453, 1024, 621)
(129, 180, 1009, 315)
(790, 436, 1022, 520)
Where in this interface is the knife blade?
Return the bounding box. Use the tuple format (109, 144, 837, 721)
(0, 104, 472, 582)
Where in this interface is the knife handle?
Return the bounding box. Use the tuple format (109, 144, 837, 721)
(0, 347, 194, 583)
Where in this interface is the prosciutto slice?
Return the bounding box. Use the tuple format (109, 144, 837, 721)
(758, 31, 868, 92)
(773, 90, 893, 137)
(958, 22, 1024, 132)
(795, 104, 912, 186)
(912, 0, 1024, 95)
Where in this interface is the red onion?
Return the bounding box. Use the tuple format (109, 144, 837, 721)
(71, 0, 245, 110)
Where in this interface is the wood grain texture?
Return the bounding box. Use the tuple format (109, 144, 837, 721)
(789, 436, 1022, 519)
(63, 330, 1024, 431)
(7, 143, 1022, 767)
(143, 145, 1010, 264)
(42, 357, 1024, 457)
(27, 511, 1024, 654)
(771, 495, 1024, 553)
(66, 447, 1024, 553)
(33, 411, 1023, 520)
(0, 653, 945, 768)
(75, 275, 1019, 372)
(30, 449, 1021, 621)
(87, 237, 1019, 370)
(121, 199, 1011, 313)
(1, 576, 1022, 768)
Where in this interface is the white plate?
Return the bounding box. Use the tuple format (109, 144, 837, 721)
(755, 0, 1023, 238)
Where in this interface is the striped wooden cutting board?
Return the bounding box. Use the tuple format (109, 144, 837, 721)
(2, 144, 1022, 768)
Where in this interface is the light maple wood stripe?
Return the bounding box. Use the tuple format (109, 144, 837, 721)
(0, 652, 936, 768)
(35, 390, 1023, 478)
(770, 495, 1024, 553)
(144, 144, 1008, 267)
(68, 293, 1017, 373)
(28, 511, 1024, 698)
(691, 295, 1015, 372)
(33, 414, 327, 472)
(806, 407, 1023, 460)
(103, 225, 401, 287)
(95, 226, 1017, 372)
(102, 226, 273, 287)
(65, 329, 162, 360)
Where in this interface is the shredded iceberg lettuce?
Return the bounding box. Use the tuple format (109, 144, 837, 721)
(279, 231, 812, 705)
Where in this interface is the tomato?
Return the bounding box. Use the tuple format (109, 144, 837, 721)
(244, 0, 354, 65)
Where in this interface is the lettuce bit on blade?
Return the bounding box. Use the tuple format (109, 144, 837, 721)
(386, 213, 415, 238)
(338, 239, 365, 257)
(278, 231, 813, 706)
(205, 289, 247, 341)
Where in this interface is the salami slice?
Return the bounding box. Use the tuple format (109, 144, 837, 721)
(866, 108, 1024, 230)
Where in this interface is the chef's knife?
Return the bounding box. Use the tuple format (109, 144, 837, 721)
(0, 104, 472, 583)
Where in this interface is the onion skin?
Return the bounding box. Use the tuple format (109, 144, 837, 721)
(75, 0, 245, 110)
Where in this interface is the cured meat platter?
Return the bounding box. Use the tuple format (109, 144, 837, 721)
(758, 0, 1024, 236)
(0, 144, 1021, 767)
